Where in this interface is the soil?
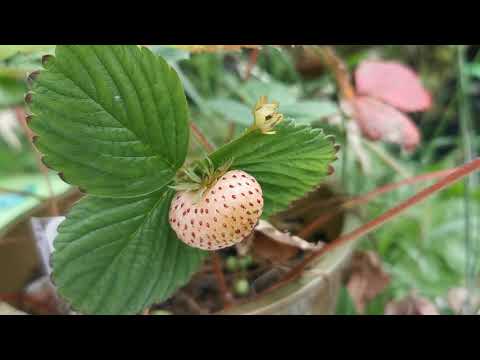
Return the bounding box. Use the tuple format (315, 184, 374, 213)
(1, 186, 345, 315)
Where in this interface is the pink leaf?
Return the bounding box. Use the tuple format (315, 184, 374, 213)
(349, 96, 421, 152)
(384, 293, 439, 315)
(346, 251, 390, 314)
(355, 60, 432, 112)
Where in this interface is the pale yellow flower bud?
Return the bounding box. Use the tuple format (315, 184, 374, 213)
(252, 96, 284, 134)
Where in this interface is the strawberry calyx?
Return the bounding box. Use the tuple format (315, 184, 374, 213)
(171, 157, 234, 203)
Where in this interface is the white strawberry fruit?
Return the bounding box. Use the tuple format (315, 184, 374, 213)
(169, 170, 263, 251)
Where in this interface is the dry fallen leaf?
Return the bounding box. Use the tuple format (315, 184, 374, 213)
(355, 60, 432, 112)
(255, 220, 322, 251)
(252, 232, 299, 264)
(250, 220, 324, 264)
(346, 251, 390, 314)
(385, 292, 439, 315)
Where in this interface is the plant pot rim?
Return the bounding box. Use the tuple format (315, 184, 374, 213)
(217, 242, 353, 315)
(0, 188, 78, 240)
(2, 187, 353, 315)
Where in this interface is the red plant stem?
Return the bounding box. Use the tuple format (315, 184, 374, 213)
(211, 253, 233, 308)
(298, 167, 456, 239)
(244, 48, 259, 81)
(257, 158, 480, 298)
(190, 122, 215, 153)
(16, 107, 59, 216)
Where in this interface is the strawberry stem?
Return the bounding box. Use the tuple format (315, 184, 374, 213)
(212, 252, 233, 309)
(310, 46, 356, 101)
(190, 121, 215, 152)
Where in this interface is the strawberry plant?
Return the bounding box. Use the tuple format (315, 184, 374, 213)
(24, 45, 338, 315)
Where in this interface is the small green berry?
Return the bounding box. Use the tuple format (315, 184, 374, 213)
(150, 310, 172, 315)
(238, 255, 253, 269)
(234, 278, 250, 296)
(225, 256, 238, 272)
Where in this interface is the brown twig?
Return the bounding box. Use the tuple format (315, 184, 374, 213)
(244, 48, 260, 81)
(190, 121, 215, 153)
(211, 253, 233, 308)
(311, 46, 356, 101)
(298, 167, 456, 239)
(254, 158, 480, 299)
(16, 107, 59, 216)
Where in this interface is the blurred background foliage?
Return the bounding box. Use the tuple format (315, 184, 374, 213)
(1, 45, 478, 314)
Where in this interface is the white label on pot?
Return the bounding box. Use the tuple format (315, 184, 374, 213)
(30, 216, 65, 275)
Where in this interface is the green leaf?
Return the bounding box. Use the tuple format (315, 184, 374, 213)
(220, 77, 338, 126)
(172, 63, 213, 116)
(0, 45, 54, 61)
(205, 97, 252, 126)
(375, 196, 473, 299)
(209, 120, 337, 217)
(335, 286, 357, 315)
(0, 77, 25, 107)
(28, 45, 189, 198)
(240, 79, 299, 106)
(52, 188, 206, 315)
(281, 100, 339, 123)
(467, 63, 480, 79)
(0, 143, 37, 175)
(0, 50, 48, 79)
(206, 96, 336, 129)
(148, 45, 191, 64)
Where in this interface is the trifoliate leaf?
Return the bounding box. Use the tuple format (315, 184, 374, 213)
(28, 45, 189, 198)
(209, 120, 337, 217)
(52, 188, 206, 315)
